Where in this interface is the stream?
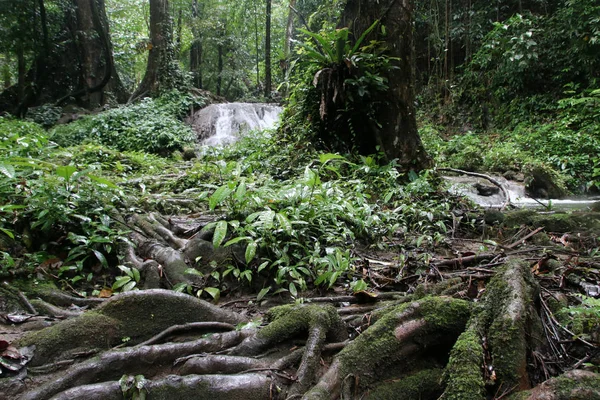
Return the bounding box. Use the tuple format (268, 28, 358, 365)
(444, 175, 599, 210)
(187, 104, 597, 211)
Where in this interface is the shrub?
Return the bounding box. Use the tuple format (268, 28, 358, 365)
(50, 95, 197, 156)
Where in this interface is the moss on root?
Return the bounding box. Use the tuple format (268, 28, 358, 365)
(16, 312, 120, 366)
(509, 370, 600, 400)
(257, 304, 345, 343)
(368, 368, 444, 400)
(336, 297, 471, 385)
(440, 326, 486, 400)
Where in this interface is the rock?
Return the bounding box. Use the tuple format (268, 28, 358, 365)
(473, 182, 500, 196)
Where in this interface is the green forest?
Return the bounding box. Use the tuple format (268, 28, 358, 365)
(1, 0, 600, 399)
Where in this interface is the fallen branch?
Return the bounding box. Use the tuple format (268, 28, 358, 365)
(438, 167, 511, 209)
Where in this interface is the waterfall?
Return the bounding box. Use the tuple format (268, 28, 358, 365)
(188, 103, 282, 146)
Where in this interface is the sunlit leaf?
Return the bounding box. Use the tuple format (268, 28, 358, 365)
(56, 165, 77, 181)
(92, 250, 108, 268)
(204, 287, 221, 302)
(245, 241, 258, 264)
(213, 220, 228, 247)
(257, 287, 271, 302)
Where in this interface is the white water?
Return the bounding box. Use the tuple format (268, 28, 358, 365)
(443, 175, 599, 210)
(188, 103, 283, 146)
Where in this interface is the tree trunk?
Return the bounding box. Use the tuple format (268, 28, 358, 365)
(264, 0, 272, 99)
(71, 0, 127, 108)
(190, 0, 203, 88)
(131, 0, 182, 101)
(338, 0, 431, 170)
(217, 42, 223, 96)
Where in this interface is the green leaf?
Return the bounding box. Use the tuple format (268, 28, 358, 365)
(184, 268, 204, 277)
(92, 250, 108, 268)
(209, 185, 233, 210)
(132, 267, 141, 282)
(245, 241, 258, 264)
(113, 276, 132, 290)
(213, 220, 228, 247)
(0, 228, 14, 239)
(257, 287, 271, 302)
(352, 20, 380, 54)
(56, 165, 77, 181)
(117, 265, 133, 277)
(234, 180, 247, 201)
(204, 287, 221, 302)
(0, 163, 15, 179)
(122, 280, 137, 292)
(89, 174, 119, 189)
(224, 236, 252, 247)
(289, 282, 298, 298)
(275, 212, 292, 234)
(257, 261, 269, 272)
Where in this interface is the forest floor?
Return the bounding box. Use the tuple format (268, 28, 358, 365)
(2, 204, 600, 399)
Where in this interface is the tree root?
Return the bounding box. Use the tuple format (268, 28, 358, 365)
(50, 373, 277, 400)
(15, 289, 247, 366)
(20, 330, 253, 400)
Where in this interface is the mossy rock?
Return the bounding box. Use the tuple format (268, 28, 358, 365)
(523, 163, 568, 199)
(502, 210, 600, 233)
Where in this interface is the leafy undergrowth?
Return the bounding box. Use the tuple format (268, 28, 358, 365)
(1, 103, 465, 302)
(420, 87, 600, 194)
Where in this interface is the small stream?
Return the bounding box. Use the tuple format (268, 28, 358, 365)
(444, 175, 599, 210)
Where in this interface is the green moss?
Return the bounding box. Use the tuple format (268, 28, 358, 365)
(502, 210, 600, 234)
(553, 372, 600, 399)
(16, 312, 120, 366)
(369, 368, 444, 400)
(257, 304, 343, 343)
(414, 278, 463, 299)
(441, 327, 486, 400)
(335, 297, 471, 384)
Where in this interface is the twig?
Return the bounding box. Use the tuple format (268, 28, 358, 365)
(540, 295, 596, 348)
(506, 226, 544, 249)
(434, 253, 497, 268)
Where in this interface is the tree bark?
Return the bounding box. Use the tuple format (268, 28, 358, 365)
(338, 0, 431, 170)
(71, 0, 127, 108)
(264, 0, 272, 98)
(190, 0, 203, 88)
(131, 0, 182, 101)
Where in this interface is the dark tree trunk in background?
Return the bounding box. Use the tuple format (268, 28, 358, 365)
(264, 0, 272, 98)
(72, 0, 128, 108)
(338, 0, 431, 170)
(217, 42, 223, 96)
(190, 0, 203, 88)
(0, 0, 127, 114)
(131, 0, 182, 100)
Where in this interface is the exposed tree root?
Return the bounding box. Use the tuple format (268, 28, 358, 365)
(5, 234, 598, 400)
(15, 289, 246, 367)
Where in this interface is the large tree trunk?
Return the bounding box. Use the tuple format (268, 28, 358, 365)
(264, 0, 272, 98)
(131, 0, 182, 101)
(0, 0, 127, 114)
(71, 0, 128, 108)
(338, 0, 431, 170)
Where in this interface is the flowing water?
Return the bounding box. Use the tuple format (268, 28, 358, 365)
(187, 103, 282, 146)
(443, 175, 599, 210)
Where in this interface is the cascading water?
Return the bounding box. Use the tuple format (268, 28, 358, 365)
(443, 175, 599, 210)
(187, 103, 282, 146)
